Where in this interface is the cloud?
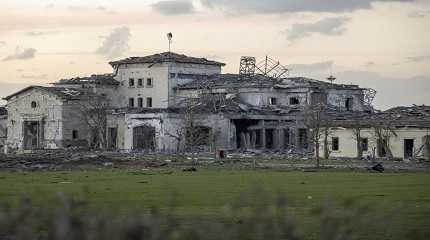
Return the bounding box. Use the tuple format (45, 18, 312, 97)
(3, 47, 37, 61)
(200, 0, 415, 15)
(26, 31, 58, 37)
(96, 27, 131, 59)
(408, 10, 430, 18)
(46, 3, 55, 9)
(285, 17, 350, 41)
(96, 6, 117, 15)
(67, 6, 86, 11)
(335, 71, 430, 109)
(152, 0, 195, 15)
(365, 61, 376, 67)
(0, 41, 6, 47)
(21, 74, 49, 80)
(287, 61, 334, 75)
(406, 54, 430, 62)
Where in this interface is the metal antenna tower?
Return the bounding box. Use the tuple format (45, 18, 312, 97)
(255, 55, 289, 79)
(239, 56, 256, 80)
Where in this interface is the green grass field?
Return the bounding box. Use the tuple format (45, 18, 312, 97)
(0, 169, 429, 239)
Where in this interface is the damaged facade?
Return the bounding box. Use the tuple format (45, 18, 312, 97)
(2, 52, 429, 160)
(0, 107, 7, 153)
(320, 106, 430, 160)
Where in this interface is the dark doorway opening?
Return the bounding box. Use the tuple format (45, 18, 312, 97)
(23, 121, 42, 150)
(233, 119, 260, 149)
(284, 128, 291, 148)
(266, 129, 275, 149)
(377, 138, 387, 157)
(345, 98, 354, 111)
(298, 128, 308, 149)
(108, 127, 118, 149)
(255, 129, 262, 148)
(133, 125, 156, 151)
(404, 139, 414, 159)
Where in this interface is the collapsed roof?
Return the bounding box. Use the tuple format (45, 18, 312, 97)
(54, 74, 119, 86)
(109, 52, 226, 67)
(176, 74, 363, 90)
(327, 105, 430, 128)
(3, 86, 100, 101)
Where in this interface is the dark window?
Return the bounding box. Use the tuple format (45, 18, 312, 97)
(404, 139, 414, 159)
(332, 137, 339, 151)
(377, 138, 387, 157)
(31, 101, 37, 108)
(137, 78, 143, 87)
(298, 129, 308, 149)
(146, 78, 153, 87)
(146, 97, 153, 108)
(170, 73, 176, 79)
(345, 97, 353, 111)
(269, 97, 277, 105)
(361, 138, 368, 151)
(129, 98, 135, 107)
(129, 78, 135, 87)
(108, 128, 118, 149)
(138, 97, 143, 108)
(290, 97, 300, 105)
(72, 130, 78, 139)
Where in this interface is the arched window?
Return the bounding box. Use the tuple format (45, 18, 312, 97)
(31, 101, 37, 108)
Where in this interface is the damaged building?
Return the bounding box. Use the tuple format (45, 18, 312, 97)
(319, 105, 430, 160)
(2, 52, 429, 160)
(0, 107, 7, 153)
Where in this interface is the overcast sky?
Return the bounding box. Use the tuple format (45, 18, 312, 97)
(0, 0, 429, 109)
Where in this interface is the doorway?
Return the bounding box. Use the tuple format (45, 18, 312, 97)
(404, 139, 414, 159)
(108, 127, 118, 149)
(23, 121, 42, 150)
(133, 125, 156, 151)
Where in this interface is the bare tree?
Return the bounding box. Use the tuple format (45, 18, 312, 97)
(76, 96, 109, 149)
(351, 123, 364, 160)
(303, 103, 331, 168)
(373, 123, 396, 160)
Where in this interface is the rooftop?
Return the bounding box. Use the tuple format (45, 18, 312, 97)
(3, 86, 100, 101)
(109, 52, 226, 67)
(176, 74, 362, 90)
(54, 74, 119, 86)
(328, 105, 430, 128)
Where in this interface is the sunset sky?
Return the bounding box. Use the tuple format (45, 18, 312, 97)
(0, 0, 429, 109)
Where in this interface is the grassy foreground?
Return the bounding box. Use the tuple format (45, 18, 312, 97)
(0, 169, 429, 239)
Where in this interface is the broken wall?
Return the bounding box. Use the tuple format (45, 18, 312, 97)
(168, 63, 221, 107)
(0, 115, 7, 153)
(326, 89, 365, 111)
(5, 89, 64, 151)
(61, 101, 92, 148)
(114, 112, 231, 152)
(321, 127, 430, 159)
(106, 113, 126, 150)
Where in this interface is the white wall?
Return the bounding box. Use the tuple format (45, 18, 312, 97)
(6, 89, 64, 150)
(320, 127, 430, 159)
(114, 62, 221, 109)
(115, 63, 170, 108)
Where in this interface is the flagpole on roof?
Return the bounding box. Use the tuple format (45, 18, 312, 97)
(167, 33, 173, 53)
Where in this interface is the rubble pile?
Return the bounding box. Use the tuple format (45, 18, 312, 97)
(0, 151, 169, 170)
